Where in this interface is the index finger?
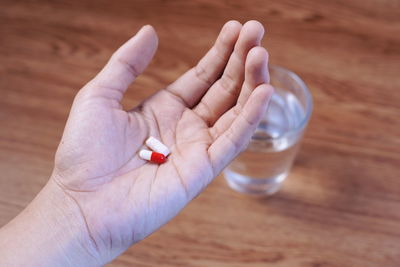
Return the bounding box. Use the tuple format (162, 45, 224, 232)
(166, 21, 242, 107)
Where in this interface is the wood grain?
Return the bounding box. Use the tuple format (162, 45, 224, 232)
(1, 0, 400, 266)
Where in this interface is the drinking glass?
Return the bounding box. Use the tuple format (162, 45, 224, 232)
(223, 65, 313, 196)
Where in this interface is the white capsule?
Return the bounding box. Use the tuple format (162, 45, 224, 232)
(145, 136, 170, 156)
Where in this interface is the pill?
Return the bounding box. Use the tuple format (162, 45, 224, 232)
(139, 149, 166, 164)
(145, 136, 170, 157)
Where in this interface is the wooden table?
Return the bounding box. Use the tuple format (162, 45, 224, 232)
(1, 0, 399, 266)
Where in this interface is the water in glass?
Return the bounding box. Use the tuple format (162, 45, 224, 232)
(224, 87, 305, 195)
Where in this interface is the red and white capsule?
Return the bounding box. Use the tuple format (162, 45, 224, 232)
(145, 136, 170, 157)
(139, 149, 166, 164)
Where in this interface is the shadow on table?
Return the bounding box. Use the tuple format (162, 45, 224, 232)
(253, 142, 400, 222)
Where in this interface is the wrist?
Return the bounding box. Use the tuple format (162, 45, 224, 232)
(40, 178, 102, 266)
(0, 178, 101, 267)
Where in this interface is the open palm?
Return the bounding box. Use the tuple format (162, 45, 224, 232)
(52, 21, 272, 263)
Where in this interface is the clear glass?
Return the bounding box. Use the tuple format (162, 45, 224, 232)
(224, 65, 313, 196)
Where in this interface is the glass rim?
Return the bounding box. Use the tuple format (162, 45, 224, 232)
(257, 64, 313, 140)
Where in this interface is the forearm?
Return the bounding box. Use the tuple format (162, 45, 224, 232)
(0, 179, 100, 267)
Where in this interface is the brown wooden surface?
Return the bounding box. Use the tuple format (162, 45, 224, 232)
(1, 0, 400, 266)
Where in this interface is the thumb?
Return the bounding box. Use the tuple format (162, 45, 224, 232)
(88, 25, 158, 99)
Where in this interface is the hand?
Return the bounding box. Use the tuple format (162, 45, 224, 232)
(0, 21, 273, 266)
(54, 20, 272, 263)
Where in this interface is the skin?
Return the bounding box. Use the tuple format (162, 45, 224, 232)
(0, 20, 273, 266)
